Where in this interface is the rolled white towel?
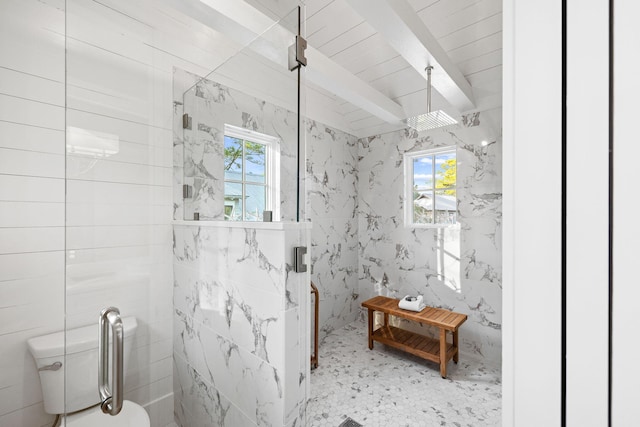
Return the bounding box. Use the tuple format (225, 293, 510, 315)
(398, 295, 426, 312)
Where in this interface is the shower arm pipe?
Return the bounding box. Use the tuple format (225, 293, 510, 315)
(426, 65, 433, 114)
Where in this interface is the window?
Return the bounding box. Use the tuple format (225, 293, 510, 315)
(223, 125, 279, 221)
(404, 147, 457, 226)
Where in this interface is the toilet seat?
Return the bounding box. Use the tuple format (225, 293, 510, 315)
(62, 400, 150, 427)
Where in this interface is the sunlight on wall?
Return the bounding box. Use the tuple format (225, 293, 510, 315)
(436, 226, 461, 293)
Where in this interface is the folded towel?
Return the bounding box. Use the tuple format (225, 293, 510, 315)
(398, 295, 426, 312)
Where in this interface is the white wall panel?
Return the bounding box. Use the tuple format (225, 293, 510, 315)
(65, 203, 171, 226)
(66, 225, 172, 249)
(0, 202, 64, 228)
(0, 67, 64, 107)
(566, 0, 610, 425)
(503, 0, 562, 425)
(0, 0, 175, 424)
(0, 94, 64, 130)
(0, 8, 64, 81)
(66, 180, 172, 206)
(67, 159, 172, 187)
(0, 149, 64, 178)
(0, 252, 63, 282)
(0, 175, 64, 202)
(0, 121, 65, 154)
(0, 197, 65, 427)
(0, 227, 64, 255)
(613, 0, 640, 424)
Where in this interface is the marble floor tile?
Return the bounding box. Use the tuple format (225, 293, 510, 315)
(309, 321, 501, 427)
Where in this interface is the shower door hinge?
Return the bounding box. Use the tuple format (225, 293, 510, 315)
(183, 184, 193, 199)
(182, 113, 192, 130)
(288, 35, 307, 71)
(293, 246, 308, 273)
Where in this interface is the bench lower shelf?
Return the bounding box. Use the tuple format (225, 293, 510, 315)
(372, 325, 457, 366)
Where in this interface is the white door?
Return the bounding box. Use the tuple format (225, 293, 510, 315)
(612, 1, 640, 425)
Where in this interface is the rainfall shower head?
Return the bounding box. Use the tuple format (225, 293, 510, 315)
(405, 66, 458, 132)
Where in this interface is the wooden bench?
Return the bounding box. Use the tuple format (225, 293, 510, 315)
(361, 296, 467, 378)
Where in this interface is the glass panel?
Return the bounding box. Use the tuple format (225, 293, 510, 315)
(224, 136, 243, 181)
(245, 141, 266, 183)
(435, 189, 457, 224)
(182, 6, 300, 221)
(413, 156, 433, 189)
(413, 190, 433, 224)
(435, 152, 456, 190)
(224, 182, 243, 220)
(244, 184, 267, 221)
(65, 0, 174, 423)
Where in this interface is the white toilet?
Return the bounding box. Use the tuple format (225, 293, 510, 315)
(27, 317, 150, 426)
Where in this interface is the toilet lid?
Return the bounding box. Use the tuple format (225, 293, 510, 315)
(63, 400, 150, 427)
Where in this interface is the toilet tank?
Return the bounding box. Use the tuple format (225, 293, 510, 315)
(27, 317, 138, 415)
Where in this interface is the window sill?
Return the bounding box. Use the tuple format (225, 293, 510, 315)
(173, 220, 312, 230)
(405, 222, 461, 230)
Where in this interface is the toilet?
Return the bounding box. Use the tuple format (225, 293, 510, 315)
(27, 317, 150, 426)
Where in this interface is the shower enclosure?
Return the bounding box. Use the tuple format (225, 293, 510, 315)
(0, 1, 311, 426)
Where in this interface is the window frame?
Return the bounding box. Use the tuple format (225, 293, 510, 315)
(223, 124, 280, 221)
(403, 146, 458, 228)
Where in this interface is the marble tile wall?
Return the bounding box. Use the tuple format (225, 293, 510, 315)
(357, 109, 503, 362)
(173, 222, 310, 427)
(172, 71, 502, 362)
(173, 69, 300, 222)
(173, 70, 362, 345)
(304, 120, 360, 341)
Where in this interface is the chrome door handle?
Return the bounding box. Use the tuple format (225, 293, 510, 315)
(98, 307, 123, 416)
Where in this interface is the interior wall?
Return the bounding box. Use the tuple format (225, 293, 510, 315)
(172, 71, 311, 427)
(0, 0, 235, 425)
(357, 109, 503, 362)
(173, 223, 311, 427)
(173, 70, 363, 344)
(502, 0, 562, 423)
(64, 0, 175, 423)
(0, 1, 65, 425)
(305, 119, 360, 340)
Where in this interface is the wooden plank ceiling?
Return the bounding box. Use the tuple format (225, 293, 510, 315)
(303, 0, 502, 137)
(171, 0, 503, 138)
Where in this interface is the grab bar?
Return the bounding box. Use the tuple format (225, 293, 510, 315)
(310, 282, 319, 370)
(98, 307, 123, 416)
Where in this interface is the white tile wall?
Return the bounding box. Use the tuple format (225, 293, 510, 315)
(0, 0, 228, 424)
(0, 0, 66, 424)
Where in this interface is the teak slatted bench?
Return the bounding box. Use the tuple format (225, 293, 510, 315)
(361, 296, 467, 378)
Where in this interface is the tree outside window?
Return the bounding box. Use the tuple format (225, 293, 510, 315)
(223, 126, 278, 221)
(407, 149, 457, 226)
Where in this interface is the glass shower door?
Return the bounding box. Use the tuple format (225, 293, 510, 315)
(64, 1, 174, 424)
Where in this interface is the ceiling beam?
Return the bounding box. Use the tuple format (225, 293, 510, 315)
(345, 0, 476, 112)
(178, 0, 405, 124)
(305, 47, 405, 123)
